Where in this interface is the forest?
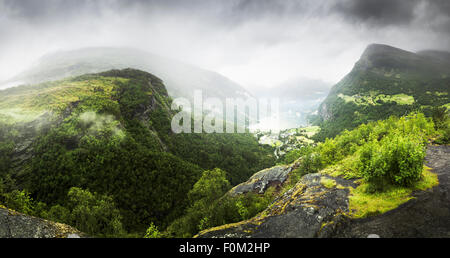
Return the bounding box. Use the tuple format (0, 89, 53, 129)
(0, 69, 275, 237)
(0, 68, 449, 238)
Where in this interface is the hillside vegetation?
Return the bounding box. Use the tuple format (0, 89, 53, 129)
(195, 112, 445, 238)
(0, 69, 275, 236)
(313, 44, 450, 140)
(1, 44, 449, 238)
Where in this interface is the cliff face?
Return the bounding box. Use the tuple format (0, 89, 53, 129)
(0, 206, 84, 238)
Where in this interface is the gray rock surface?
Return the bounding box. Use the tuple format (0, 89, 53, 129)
(0, 206, 84, 238)
(230, 165, 293, 195)
(198, 173, 356, 238)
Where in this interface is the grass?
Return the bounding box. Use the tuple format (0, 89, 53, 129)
(427, 91, 448, 97)
(320, 177, 337, 189)
(321, 155, 361, 179)
(301, 126, 321, 137)
(348, 166, 439, 218)
(295, 136, 314, 144)
(389, 94, 415, 105)
(413, 166, 439, 191)
(0, 76, 128, 119)
(338, 93, 415, 106)
(0, 108, 46, 124)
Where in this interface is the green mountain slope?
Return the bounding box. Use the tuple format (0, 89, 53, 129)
(0, 69, 274, 235)
(313, 44, 450, 140)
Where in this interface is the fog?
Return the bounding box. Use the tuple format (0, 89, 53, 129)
(1, 0, 449, 91)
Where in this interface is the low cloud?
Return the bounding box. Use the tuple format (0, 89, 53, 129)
(0, 0, 449, 91)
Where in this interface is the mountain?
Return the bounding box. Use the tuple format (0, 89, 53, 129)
(1, 47, 251, 100)
(0, 69, 275, 236)
(186, 44, 450, 238)
(313, 44, 450, 140)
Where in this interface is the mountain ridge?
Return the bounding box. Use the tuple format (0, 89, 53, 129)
(1, 47, 252, 101)
(313, 43, 450, 139)
(0, 68, 275, 236)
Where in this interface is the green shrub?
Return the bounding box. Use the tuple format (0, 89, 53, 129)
(165, 172, 275, 237)
(2, 190, 35, 215)
(235, 199, 250, 220)
(46, 204, 71, 223)
(358, 133, 426, 191)
(144, 222, 162, 238)
(432, 106, 448, 130)
(188, 168, 231, 203)
(389, 136, 426, 186)
(281, 149, 302, 164)
(434, 111, 450, 144)
(438, 123, 450, 144)
(165, 168, 232, 237)
(66, 187, 125, 236)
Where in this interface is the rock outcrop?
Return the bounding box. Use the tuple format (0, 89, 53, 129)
(197, 173, 357, 238)
(197, 145, 450, 238)
(229, 165, 293, 195)
(9, 112, 54, 180)
(0, 206, 84, 238)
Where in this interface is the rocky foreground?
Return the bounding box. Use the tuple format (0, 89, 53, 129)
(1, 146, 448, 238)
(197, 145, 450, 238)
(332, 145, 450, 238)
(0, 206, 84, 238)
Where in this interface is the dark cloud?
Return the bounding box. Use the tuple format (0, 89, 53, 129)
(333, 0, 421, 26)
(224, 0, 307, 21)
(2, 0, 449, 28)
(426, 0, 450, 13)
(422, 0, 450, 35)
(0, 0, 323, 27)
(332, 0, 450, 32)
(1, 0, 104, 23)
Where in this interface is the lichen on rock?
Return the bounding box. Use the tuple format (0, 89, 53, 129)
(229, 165, 293, 195)
(0, 206, 84, 238)
(197, 172, 355, 238)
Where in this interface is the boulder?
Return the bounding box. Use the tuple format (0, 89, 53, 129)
(0, 206, 85, 238)
(197, 173, 356, 238)
(229, 165, 293, 195)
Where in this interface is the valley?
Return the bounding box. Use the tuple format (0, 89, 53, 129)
(0, 43, 449, 239)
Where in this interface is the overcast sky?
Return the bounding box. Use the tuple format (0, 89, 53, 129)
(1, 0, 449, 90)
